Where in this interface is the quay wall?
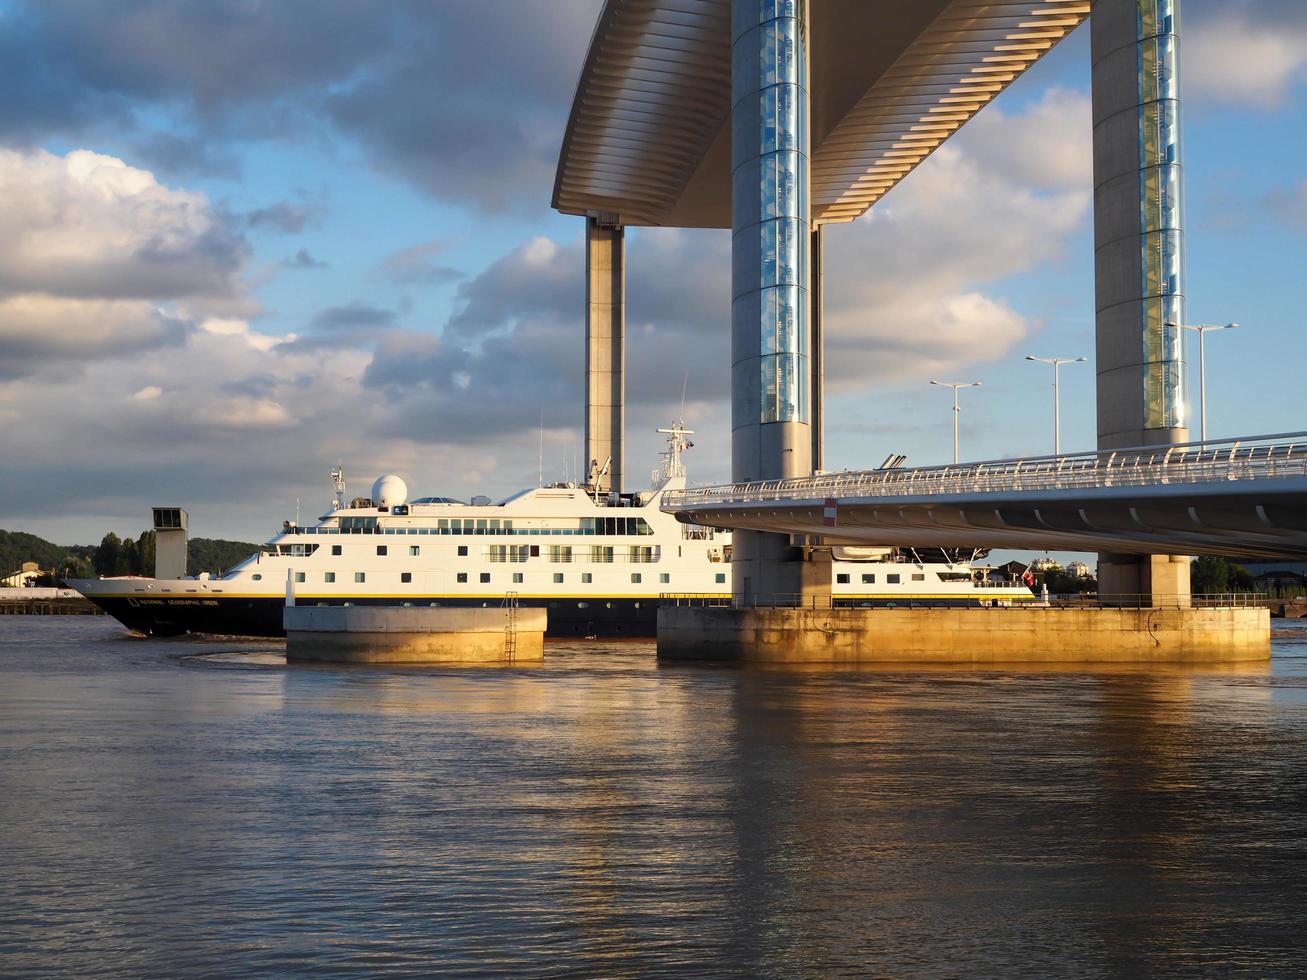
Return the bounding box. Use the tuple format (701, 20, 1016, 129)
(285, 605, 545, 664)
(658, 605, 1269, 664)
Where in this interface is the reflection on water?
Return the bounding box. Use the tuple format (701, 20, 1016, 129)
(3, 618, 1307, 975)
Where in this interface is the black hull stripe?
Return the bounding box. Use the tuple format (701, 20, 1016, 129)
(84, 595, 661, 639)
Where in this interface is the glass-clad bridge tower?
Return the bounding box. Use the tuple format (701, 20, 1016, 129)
(1093, 0, 1187, 449)
(730, 0, 813, 599)
(1093, 0, 1191, 597)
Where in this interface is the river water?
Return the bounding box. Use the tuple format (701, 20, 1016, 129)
(3, 617, 1307, 976)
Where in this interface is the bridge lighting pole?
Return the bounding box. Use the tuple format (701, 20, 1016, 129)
(929, 381, 981, 465)
(1025, 355, 1086, 456)
(1169, 321, 1238, 443)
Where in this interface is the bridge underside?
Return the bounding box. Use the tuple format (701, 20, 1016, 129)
(673, 481, 1307, 559)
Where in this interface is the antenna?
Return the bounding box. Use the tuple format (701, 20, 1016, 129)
(680, 370, 689, 419)
(330, 465, 346, 510)
(538, 410, 544, 488)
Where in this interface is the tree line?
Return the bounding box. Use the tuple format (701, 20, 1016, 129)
(2, 528, 260, 583)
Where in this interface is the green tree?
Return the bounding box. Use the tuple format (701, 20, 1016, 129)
(93, 533, 122, 576)
(134, 530, 156, 575)
(1191, 556, 1253, 594)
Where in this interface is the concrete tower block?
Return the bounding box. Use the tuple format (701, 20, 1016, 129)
(151, 507, 187, 580)
(585, 215, 625, 495)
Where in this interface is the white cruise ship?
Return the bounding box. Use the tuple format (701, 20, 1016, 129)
(69, 424, 1035, 638)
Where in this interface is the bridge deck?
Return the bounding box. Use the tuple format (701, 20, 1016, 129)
(663, 433, 1307, 558)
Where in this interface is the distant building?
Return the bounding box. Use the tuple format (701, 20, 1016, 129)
(1031, 557, 1062, 573)
(1068, 561, 1091, 578)
(1, 562, 41, 588)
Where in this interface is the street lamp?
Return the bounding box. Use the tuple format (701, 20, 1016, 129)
(1167, 321, 1238, 443)
(1024, 355, 1086, 456)
(929, 380, 981, 464)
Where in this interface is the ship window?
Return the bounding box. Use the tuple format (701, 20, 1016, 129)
(529, 545, 540, 557)
(377, 545, 387, 556)
(549, 545, 572, 563)
(332, 545, 342, 556)
(631, 573, 642, 584)
(476, 519, 487, 532)
(591, 546, 614, 563)
(252, 574, 262, 581)
(553, 573, 564, 584)
(887, 574, 901, 584)
(295, 572, 306, 583)
(438, 519, 449, 530)
(912, 573, 925, 581)
(862, 574, 875, 584)
(410, 545, 420, 557)
(325, 572, 335, 583)
(489, 519, 500, 531)
(355, 572, 365, 583)
(401, 572, 412, 583)
(629, 546, 656, 563)
(457, 546, 468, 557)
(480, 572, 490, 584)
(582, 573, 592, 584)
(660, 573, 670, 584)
(457, 572, 468, 583)
(715, 573, 726, 584)
(512, 573, 523, 584)
(836, 573, 850, 584)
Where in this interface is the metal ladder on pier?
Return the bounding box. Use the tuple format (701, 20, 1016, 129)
(502, 591, 518, 661)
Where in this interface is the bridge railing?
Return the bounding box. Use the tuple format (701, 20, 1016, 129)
(660, 593, 1266, 610)
(665, 431, 1307, 508)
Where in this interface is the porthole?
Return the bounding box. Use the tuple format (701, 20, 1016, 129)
(252, 574, 262, 581)
(578, 601, 589, 609)
(605, 601, 613, 609)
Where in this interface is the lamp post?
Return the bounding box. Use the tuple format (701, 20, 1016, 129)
(1168, 321, 1238, 443)
(929, 380, 981, 464)
(1024, 355, 1086, 456)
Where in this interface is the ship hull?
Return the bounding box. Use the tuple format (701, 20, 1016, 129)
(81, 593, 662, 640)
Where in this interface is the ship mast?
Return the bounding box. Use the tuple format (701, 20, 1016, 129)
(656, 420, 694, 483)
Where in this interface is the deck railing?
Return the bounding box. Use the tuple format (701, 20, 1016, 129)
(665, 432, 1307, 509)
(660, 593, 1267, 611)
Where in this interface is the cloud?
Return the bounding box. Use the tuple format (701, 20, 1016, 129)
(1185, 0, 1307, 108)
(1262, 182, 1307, 229)
(246, 202, 322, 234)
(309, 301, 395, 331)
(0, 147, 253, 380)
(0, 148, 249, 303)
(354, 87, 1090, 486)
(134, 129, 241, 179)
(0, 1, 602, 213)
(0, 295, 190, 379)
(282, 248, 329, 270)
(324, 2, 602, 213)
(377, 241, 463, 286)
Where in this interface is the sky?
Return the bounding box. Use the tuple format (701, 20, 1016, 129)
(2, 0, 1305, 549)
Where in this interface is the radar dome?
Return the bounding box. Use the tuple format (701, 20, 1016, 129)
(371, 474, 408, 509)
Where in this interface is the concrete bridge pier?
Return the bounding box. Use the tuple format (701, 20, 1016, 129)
(1092, 0, 1190, 602)
(586, 214, 625, 495)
